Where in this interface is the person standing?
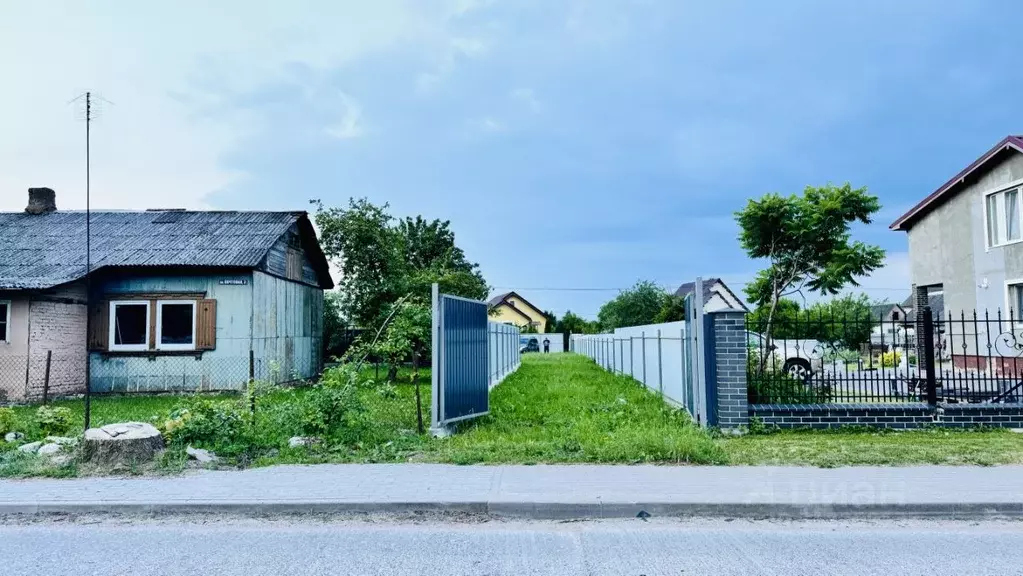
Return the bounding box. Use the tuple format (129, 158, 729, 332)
(543, 337, 551, 353)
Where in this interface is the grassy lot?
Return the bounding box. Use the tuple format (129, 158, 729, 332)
(719, 429, 1023, 467)
(3, 354, 1023, 476)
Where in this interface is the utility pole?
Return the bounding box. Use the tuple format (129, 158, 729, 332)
(71, 91, 100, 431)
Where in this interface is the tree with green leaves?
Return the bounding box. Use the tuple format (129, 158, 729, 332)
(748, 293, 878, 351)
(543, 310, 558, 333)
(736, 183, 885, 362)
(375, 300, 432, 433)
(747, 298, 803, 339)
(806, 293, 877, 351)
(556, 311, 598, 334)
(654, 294, 687, 323)
(314, 198, 488, 381)
(597, 280, 670, 331)
(322, 291, 348, 359)
(313, 198, 488, 327)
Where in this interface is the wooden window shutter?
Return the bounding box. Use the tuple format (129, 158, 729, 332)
(88, 300, 109, 351)
(197, 299, 217, 350)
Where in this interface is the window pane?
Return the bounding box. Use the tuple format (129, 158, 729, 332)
(988, 194, 1001, 245)
(114, 304, 148, 346)
(1008, 190, 1020, 241)
(160, 303, 194, 345)
(0, 303, 7, 342)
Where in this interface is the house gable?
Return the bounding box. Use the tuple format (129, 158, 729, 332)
(487, 291, 549, 330)
(891, 136, 1023, 231)
(260, 219, 334, 289)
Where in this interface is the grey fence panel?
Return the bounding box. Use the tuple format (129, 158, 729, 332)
(440, 295, 489, 423)
(572, 317, 702, 423)
(489, 322, 521, 387)
(432, 285, 521, 430)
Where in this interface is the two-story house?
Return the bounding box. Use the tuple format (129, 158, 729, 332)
(891, 135, 1023, 370)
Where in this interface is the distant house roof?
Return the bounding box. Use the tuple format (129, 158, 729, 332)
(487, 291, 549, 320)
(674, 278, 749, 312)
(904, 293, 946, 321)
(487, 292, 512, 307)
(0, 210, 334, 290)
(890, 136, 1023, 231)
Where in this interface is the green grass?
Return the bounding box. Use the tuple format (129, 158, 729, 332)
(426, 354, 725, 464)
(718, 428, 1023, 467)
(3, 354, 1023, 475)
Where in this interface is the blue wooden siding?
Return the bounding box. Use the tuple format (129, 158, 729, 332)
(261, 223, 320, 287)
(89, 271, 254, 392)
(251, 271, 323, 383)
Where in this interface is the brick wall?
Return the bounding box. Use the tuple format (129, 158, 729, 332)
(709, 310, 748, 429)
(26, 282, 87, 399)
(751, 402, 1023, 429)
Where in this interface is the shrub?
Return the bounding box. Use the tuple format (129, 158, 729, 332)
(163, 399, 247, 450)
(879, 351, 902, 367)
(35, 406, 74, 436)
(746, 348, 832, 404)
(300, 365, 364, 440)
(0, 408, 17, 436)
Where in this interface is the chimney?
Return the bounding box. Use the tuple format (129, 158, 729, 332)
(25, 188, 57, 215)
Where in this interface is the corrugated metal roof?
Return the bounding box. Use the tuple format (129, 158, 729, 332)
(0, 210, 304, 290)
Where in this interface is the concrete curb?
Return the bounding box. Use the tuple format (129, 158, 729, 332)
(3, 500, 1022, 519)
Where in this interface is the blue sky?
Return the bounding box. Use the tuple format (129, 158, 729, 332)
(3, 1, 1023, 319)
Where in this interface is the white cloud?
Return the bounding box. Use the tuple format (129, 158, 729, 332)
(510, 88, 541, 113)
(0, 0, 489, 212)
(325, 92, 365, 140)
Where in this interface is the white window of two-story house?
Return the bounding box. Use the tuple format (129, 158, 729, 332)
(985, 185, 1023, 248)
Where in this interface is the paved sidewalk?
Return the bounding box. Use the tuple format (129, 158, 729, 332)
(3, 464, 1023, 519)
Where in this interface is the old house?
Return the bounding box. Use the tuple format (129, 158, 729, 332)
(0, 188, 333, 400)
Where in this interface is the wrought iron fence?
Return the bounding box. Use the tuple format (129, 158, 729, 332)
(747, 307, 1023, 404)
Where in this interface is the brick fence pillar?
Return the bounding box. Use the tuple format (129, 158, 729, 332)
(707, 309, 748, 429)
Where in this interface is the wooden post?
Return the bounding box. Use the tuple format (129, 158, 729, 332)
(249, 350, 256, 419)
(42, 351, 52, 405)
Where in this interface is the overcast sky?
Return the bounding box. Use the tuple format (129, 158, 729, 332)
(2, 1, 1021, 319)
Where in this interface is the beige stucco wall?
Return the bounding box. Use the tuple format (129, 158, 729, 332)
(490, 295, 548, 333)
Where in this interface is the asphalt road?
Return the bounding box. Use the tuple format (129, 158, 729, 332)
(3, 515, 1022, 575)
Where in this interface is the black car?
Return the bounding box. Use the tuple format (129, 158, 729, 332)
(520, 337, 540, 353)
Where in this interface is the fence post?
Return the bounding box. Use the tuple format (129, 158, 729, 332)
(630, 337, 635, 379)
(248, 350, 256, 419)
(657, 329, 663, 397)
(923, 307, 938, 406)
(680, 328, 687, 410)
(42, 350, 52, 405)
(641, 331, 647, 386)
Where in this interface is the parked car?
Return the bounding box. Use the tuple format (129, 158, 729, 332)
(869, 324, 915, 348)
(747, 332, 824, 379)
(520, 337, 540, 354)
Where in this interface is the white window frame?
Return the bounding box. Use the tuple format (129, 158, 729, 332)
(1006, 279, 1023, 319)
(984, 180, 1023, 249)
(0, 300, 10, 344)
(108, 300, 151, 352)
(155, 300, 197, 351)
